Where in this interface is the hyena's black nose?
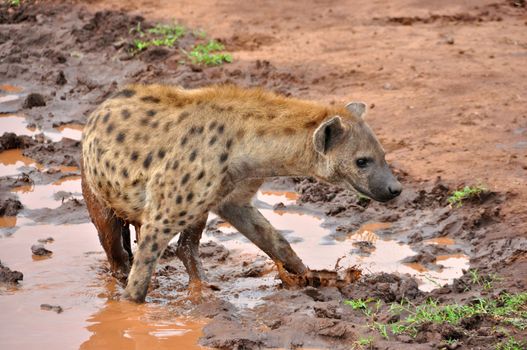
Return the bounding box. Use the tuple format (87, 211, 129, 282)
(388, 182, 402, 197)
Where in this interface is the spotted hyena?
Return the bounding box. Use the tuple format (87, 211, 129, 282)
(81, 84, 402, 302)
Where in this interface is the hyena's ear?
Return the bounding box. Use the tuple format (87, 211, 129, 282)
(313, 116, 346, 155)
(345, 101, 367, 118)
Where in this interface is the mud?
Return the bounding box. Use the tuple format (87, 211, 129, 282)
(1, 0, 526, 349)
(0, 260, 23, 284)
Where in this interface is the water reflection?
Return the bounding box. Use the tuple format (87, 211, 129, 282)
(81, 298, 207, 350)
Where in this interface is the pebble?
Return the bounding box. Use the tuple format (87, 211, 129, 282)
(31, 244, 52, 256)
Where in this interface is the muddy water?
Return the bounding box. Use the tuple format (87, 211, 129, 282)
(11, 176, 83, 210)
(208, 191, 470, 292)
(0, 149, 43, 177)
(0, 114, 83, 142)
(0, 117, 207, 349)
(0, 221, 207, 349)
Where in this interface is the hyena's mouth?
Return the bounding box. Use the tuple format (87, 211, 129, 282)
(340, 176, 372, 200)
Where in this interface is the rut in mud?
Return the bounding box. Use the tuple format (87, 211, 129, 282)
(1, 0, 527, 349)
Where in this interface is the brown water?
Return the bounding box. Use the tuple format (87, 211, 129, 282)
(424, 237, 456, 246)
(0, 216, 17, 228)
(0, 148, 43, 177)
(0, 221, 207, 349)
(0, 84, 23, 93)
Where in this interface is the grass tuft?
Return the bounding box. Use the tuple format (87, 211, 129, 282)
(7, 0, 21, 6)
(495, 337, 527, 350)
(187, 40, 232, 66)
(448, 185, 487, 207)
(128, 22, 232, 65)
(131, 22, 186, 53)
(345, 292, 527, 343)
(352, 336, 374, 349)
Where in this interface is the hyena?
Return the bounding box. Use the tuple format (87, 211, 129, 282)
(81, 84, 402, 302)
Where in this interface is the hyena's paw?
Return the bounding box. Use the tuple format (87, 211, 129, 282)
(187, 280, 219, 304)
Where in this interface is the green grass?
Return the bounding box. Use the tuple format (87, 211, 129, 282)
(128, 22, 232, 66)
(352, 336, 374, 349)
(345, 292, 527, 343)
(7, 0, 21, 6)
(495, 337, 527, 350)
(469, 269, 501, 290)
(187, 40, 232, 66)
(443, 338, 458, 346)
(344, 298, 381, 317)
(448, 185, 487, 207)
(131, 22, 186, 53)
(374, 322, 389, 339)
(344, 298, 372, 310)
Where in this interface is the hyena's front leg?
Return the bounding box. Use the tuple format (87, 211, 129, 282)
(216, 202, 308, 276)
(124, 220, 183, 302)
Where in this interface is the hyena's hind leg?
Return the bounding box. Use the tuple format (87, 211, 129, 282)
(81, 168, 131, 278)
(175, 215, 209, 302)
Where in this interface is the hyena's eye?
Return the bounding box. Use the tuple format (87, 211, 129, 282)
(355, 157, 370, 168)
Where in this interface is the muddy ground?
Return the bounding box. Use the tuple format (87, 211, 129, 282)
(0, 0, 526, 349)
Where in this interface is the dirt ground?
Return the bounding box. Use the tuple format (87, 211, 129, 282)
(0, 0, 526, 349)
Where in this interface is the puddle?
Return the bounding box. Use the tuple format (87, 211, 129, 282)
(11, 176, 83, 210)
(58, 165, 80, 173)
(0, 149, 43, 177)
(0, 216, 17, 228)
(0, 148, 78, 178)
(81, 300, 207, 350)
(0, 115, 36, 137)
(0, 115, 83, 142)
(207, 191, 470, 292)
(0, 221, 207, 350)
(424, 237, 456, 245)
(257, 190, 299, 206)
(0, 84, 23, 93)
(44, 122, 84, 142)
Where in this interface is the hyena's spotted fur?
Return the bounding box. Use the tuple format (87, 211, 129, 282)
(81, 84, 401, 302)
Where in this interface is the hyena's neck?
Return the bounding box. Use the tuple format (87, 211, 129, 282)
(228, 125, 319, 182)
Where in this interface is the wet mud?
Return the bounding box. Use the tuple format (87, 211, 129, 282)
(1, 0, 526, 349)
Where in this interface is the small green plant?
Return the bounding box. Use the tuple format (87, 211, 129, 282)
(131, 22, 186, 53)
(193, 28, 207, 39)
(468, 269, 502, 290)
(147, 23, 185, 37)
(469, 269, 482, 285)
(129, 22, 144, 36)
(495, 337, 527, 350)
(353, 336, 374, 349)
(443, 338, 458, 346)
(344, 298, 370, 310)
(7, 0, 21, 6)
(374, 322, 389, 339)
(187, 40, 232, 65)
(344, 298, 379, 317)
(448, 185, 487, 207)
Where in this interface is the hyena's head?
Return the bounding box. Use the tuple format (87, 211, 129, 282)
(312, 102, 402, 202)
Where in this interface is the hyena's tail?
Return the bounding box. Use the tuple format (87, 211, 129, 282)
(81, 157, 132, 278)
